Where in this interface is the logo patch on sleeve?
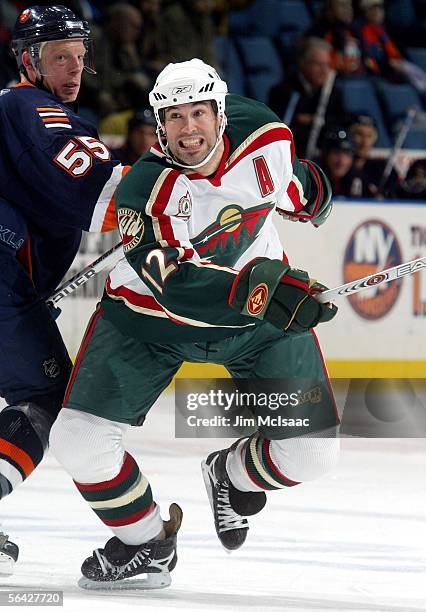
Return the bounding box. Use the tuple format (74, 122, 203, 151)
(247, 283, 268, 316)
(118, 208, 145, 253)
(177, 190, 192, 218)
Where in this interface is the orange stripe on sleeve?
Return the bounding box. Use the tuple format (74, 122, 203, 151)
(0, 439, 35, 477)
(42, 117, 69, 123)
(101, 165, 132, 231)
(36, 107, 63, 111)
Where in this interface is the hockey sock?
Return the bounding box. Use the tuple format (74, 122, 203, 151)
(0, 403, 53, 499)
(226, 433, 300, 492)
(74, 452, 164, 545)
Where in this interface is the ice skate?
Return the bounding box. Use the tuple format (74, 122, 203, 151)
(0, 533, 19, 576)
(201, 447, 266, 551)
(78, 503, 182, 590)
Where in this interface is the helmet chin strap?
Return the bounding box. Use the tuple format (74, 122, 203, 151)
(159, 114, 227, 170)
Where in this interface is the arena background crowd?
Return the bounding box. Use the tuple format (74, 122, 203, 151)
(1, 0, 426, 199)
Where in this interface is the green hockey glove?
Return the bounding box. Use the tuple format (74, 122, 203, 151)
(308, 160, 333, 227)
(229, 258, 337, 333)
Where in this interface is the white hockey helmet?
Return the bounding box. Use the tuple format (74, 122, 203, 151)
(149, 58, 228, 169)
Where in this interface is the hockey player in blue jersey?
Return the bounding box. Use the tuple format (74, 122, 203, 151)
(0, 5, 129, 572)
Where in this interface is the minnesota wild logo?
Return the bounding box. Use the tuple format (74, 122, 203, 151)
(191, 202, 274, 266)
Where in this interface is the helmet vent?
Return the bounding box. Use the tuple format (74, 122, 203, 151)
(198, 82, 215, 93)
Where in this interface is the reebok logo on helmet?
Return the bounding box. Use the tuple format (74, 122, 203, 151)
(172, 85, 193, 95)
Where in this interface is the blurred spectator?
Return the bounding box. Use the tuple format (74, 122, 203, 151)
(97, 78, 150, 135)
(136, 0, 166, 78)
(307, 0, 365, 76)
(80, 3, 150, 117)
(157, 0, 218, 67)
(111, 108, 157, 165)
(0, 5, 18, 87)
(359, 0, 403, 80)
(319, 128, 364, 197)
(349, 114, 398, 198)
(393, 158, 426, 200)
(360, 0, 426, 96)
(212, 0, 256, 36)
(269, 38, 345, 157)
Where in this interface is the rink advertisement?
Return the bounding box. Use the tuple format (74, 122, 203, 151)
(278, 199, 426, 375)
(56, 202, 426, 376)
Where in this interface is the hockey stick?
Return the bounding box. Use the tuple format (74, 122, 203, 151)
(316, 256, 426, 303)
(306, 69, 337, 159)
(46, 242, 124, 308)
(283, 91, 301, 126)
(377, 106, 417, 195)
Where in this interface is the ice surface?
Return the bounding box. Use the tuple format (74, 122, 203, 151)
(0, 394, 426, 612)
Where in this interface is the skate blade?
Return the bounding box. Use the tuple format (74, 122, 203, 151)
(78, 571, 171, 591)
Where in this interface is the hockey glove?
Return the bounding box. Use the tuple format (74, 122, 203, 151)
(277, 160, 333, 227)
(308, 160, 333, 227)
(229, 258, 337, 334)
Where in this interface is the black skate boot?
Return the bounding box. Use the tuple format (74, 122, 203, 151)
(201, 447, 266, 551)
(0, 533, 19, 575)
(78, 503, 182, 590)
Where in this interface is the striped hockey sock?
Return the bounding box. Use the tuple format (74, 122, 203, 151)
(0, 404, 52, 498)
(74, 452, 163, 544)
(235, 433, 300, 491)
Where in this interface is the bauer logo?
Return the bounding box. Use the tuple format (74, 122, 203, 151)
(343, 219, 403, 320)
(118, 208, 144, 253)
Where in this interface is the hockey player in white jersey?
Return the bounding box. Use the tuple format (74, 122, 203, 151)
(50, 59, 340, 589)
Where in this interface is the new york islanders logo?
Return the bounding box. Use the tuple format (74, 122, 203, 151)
(191, 202, 274, 266)
(343, 220, 403, 320)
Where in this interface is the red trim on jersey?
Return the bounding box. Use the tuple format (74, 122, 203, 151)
(186, 134, 230, 186)
(63, 307, 104, 406)
(75, 453, 135, 492)
(286, 180, 305, 212)
(106, 277, 164, 311)
(102, 501, 156, 527)
(101, 165, 131, 232)
(225, 126, 294, 175)
(14, 82, 35, 88)
(150, 169, 181, 241)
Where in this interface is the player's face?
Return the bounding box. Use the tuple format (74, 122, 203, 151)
(39, 40, 85, 102)
(163, 102, 221, 167)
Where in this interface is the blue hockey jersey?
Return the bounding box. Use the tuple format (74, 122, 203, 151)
(0, 83, 128, 298)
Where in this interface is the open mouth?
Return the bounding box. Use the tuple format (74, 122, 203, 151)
(179, 137, 204, 151)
